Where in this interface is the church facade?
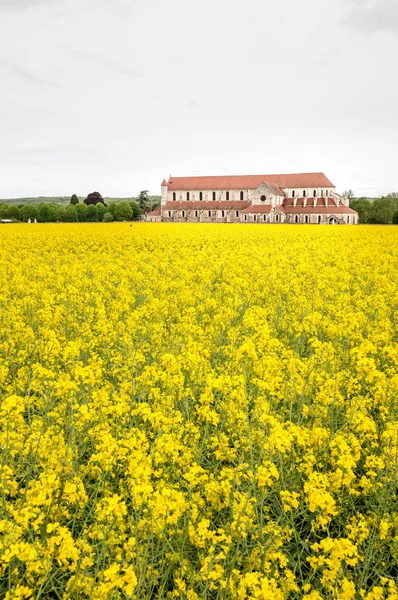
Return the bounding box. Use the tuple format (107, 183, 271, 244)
(147, 173, 358, 224)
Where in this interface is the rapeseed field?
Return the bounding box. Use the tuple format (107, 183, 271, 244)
(1, 223, 398, 600)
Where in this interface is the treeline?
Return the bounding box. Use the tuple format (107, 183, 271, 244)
(0, 200, 141, 223)
(0, 195, 161, 207)
(350, 194, 398, 224)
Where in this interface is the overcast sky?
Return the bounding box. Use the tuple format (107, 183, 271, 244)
(0, 0, 397, 198)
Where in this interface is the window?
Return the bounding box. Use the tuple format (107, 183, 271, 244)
(182, 210, 185, 217)
(263, 215, 266, 222)
(313, 190, 317, 197)
(295, 215, 299, 223)
(303, 190, 306, 197)
(318, 215, 321, 223)
(260, 195, 266, 202)
(292, 190, 295, 198)
(253, 215, 257, 222)
(199, 192, 203, 201)
(235, 210, 239, 218)
(208, 210, 211, 217)
(347, 216, 350, 224)
(244, 215, 247, 222)
(240, 191, 244, 200)
(168, 211, 171, 217)
(212, 191, 216, 201)
(195, 210, 198, 217)
(276, 214, 279, 222)
(321, 190, 324, 197)
(186, 192, 190, 201)
(173, 192, 176, 201)
(305, 215, 309, 223)
(326, 190, 329, 197)
(221, 210, 225, 217)
(226, 191, 229, 201)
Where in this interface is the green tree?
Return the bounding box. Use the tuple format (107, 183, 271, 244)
(37, 203, 52, 222)
(368, 197, 398, 224)
(75, 203, 88, 222)
(21, 204, 39, 222)
(137, 190, 150, 213)
(350, 198, 372, 224)
(0, 204, 9, 219)
(392, 211, 398, 224)
(103, 211, 114, 222)
(107, 202, 117, 218)
(96, 202, 106, 221)
(129, 201, 141, 221)
(64, 205, 78, 222)
(70, 194, 79, 205)
(86, 204, 99, 222)
(56, 206, 67, 221)
(114, 201, 133, 221)
(8, 205, 21, 220)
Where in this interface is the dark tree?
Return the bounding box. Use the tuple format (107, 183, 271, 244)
(70, 194, 79, 205)
(393, 211, 398, 224)
(84, 191, 106, 206)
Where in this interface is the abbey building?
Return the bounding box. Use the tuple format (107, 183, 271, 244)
(147, 173, 358, 224)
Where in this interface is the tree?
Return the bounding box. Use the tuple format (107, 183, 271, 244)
(56, 205, 67, 221)
(103, 211, 114, 222)
(368, 197, 398, 224)
(107, 202, 117, 218)
(386, 192, 398, 199)
(75, 203, 88, 222)
(64, 205, 78, 222)
(137, 190, 150, 213)
(393, 211, 398, 224)
(343, 190, 355, 201)
(21, 204, 39, 222)
(86, 204, 99, 222)
(96, 202, 106, 221)
(129, 201, 141, 221)
(70, 194, 79, 205)
(8, 205, 21, 220)
(84, 191, 105, 206)
(350, 198, 372, 224)
(0, 204, 9, 219)
(114, 201, 133, 221)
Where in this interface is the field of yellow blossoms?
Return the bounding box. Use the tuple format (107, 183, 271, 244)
(1, 223, 398, 600)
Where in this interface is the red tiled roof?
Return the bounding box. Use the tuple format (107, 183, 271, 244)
(162, 201, 251, 210)
(167, 173, 334, 191)
(147, 209, 161, 216)
(283, 206, 358, 215)
(161, 179, 168, 186)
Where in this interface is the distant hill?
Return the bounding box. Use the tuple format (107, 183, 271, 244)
(0, 196, 161, 206)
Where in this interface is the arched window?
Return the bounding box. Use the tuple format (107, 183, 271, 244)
(235, 210, 239, 218)
(221, 210, 225, 217)
(321, 190, 324, 197)
(347, 216, 350, 224)
(186, 192, 190, 201)
(253, 215, 257, 222)
(326, 190, 329, 197)
(199, 192, 203, 201)
(313, 190, 317, 197)
(263, 215, 266, 222)
(244, 215, 247, 222)
(318, 215, 321, 223)
(212, 191, 216, 201)
(305, 215, 309, 223)
(303, 190, 306, 197)
(182, 210, 185, 217)
(240, 191, 244, 200)
(208, 210, 211, 217)
(292, 190, 295, 198)
(295, 215, 299, 223)
(195, 210, 198, 217)
(168, 211, 171, 218)
(276, 214, 279, 222)
(226, 191, 229, 201)
(173, 192, 176, 201)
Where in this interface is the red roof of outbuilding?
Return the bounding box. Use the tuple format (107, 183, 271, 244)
(147, 209, 161, 216)
(241, 205, 274, 214)
(167, 173, 334, 191)
(283, 206, 358, 215)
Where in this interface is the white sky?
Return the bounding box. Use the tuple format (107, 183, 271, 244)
(0, 0, 397, 198)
